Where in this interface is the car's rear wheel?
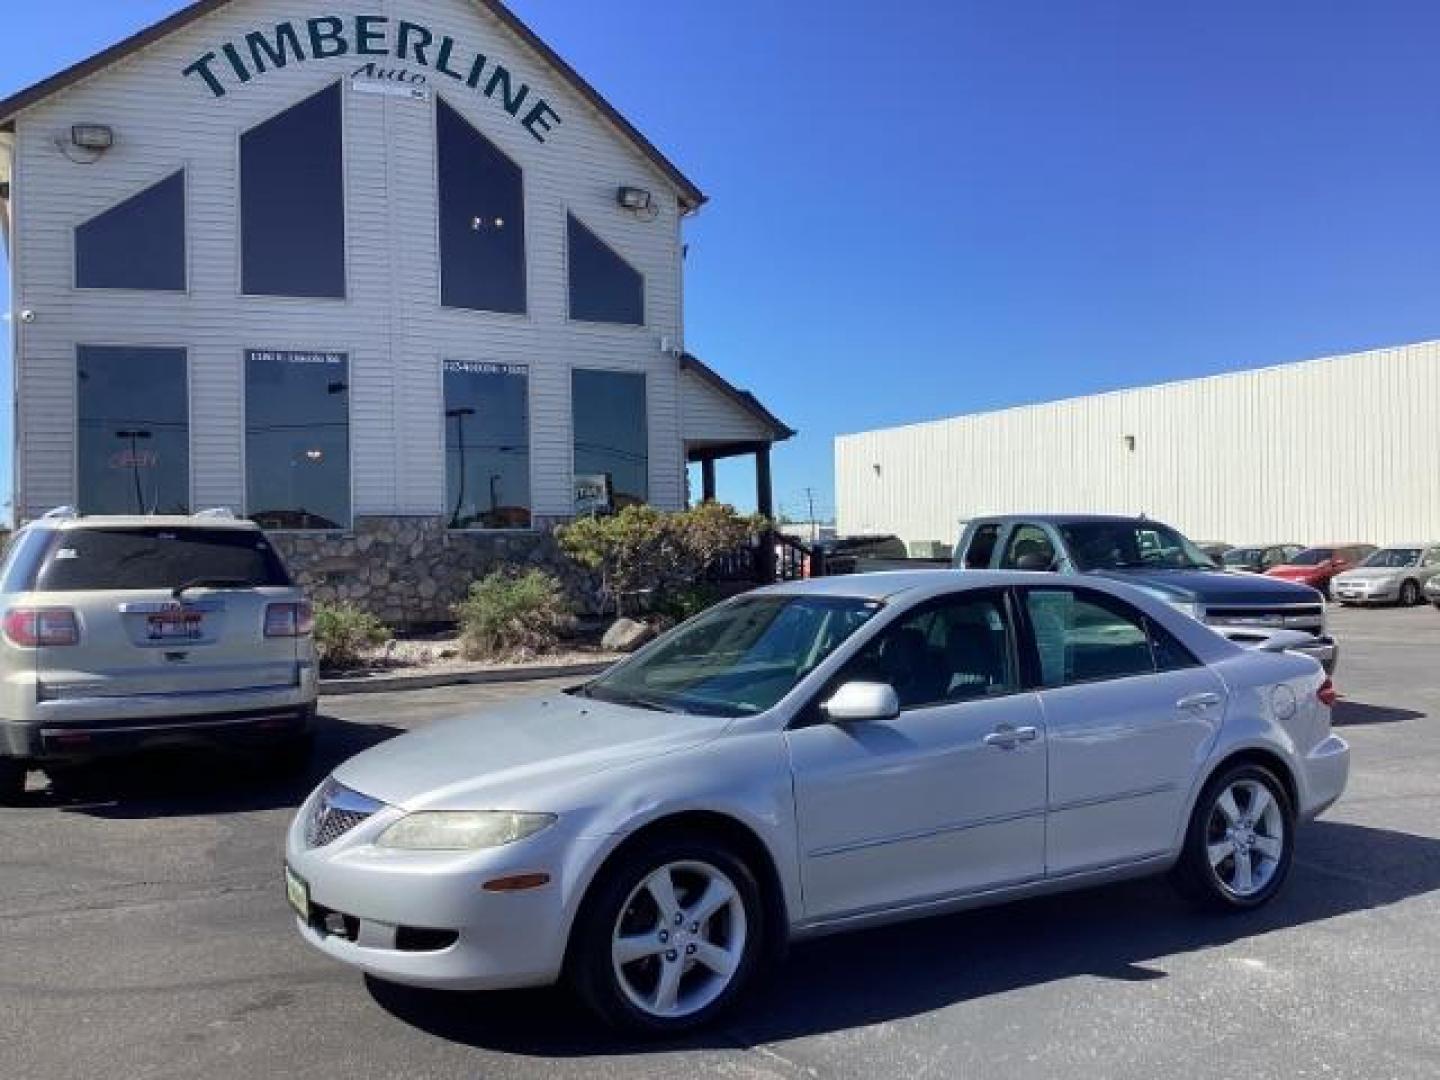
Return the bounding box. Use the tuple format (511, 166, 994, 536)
(0, 757, 26, 804)
(1173, 763, 1295, 911)
(569, 836, 765, 1034)
(1399, 580, 1420, 607)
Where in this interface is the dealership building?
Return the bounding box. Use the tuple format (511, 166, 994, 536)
(836, 340, 1440, 554)
(0, 0, 792, 622)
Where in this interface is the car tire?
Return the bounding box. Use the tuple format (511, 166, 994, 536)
(1399, 580, 1420, 607)
(569, 834, 766, 1035)
(1171, 762, 1295, 912)
(0, 757, 26, 805)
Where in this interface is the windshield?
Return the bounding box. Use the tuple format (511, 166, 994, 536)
(1060, 522, 1214, 571)
(1223, 547, 1263, 566)
(30, 527, 292, 592)
(1288, 548, 1334, 566)
(1361, 548, 1420, 569)
(581, 594, 882, 717)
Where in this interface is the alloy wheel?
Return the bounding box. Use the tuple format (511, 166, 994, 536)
(610, 860, 748, 1020)
(1205, 779, 1286, 899)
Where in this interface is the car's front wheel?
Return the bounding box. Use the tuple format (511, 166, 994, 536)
(569, 835, 765, 1034)
(1173, 763, 1295, 911)
(1399, 580, 1420, 607)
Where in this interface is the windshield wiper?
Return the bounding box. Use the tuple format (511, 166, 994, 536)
(172, 577, 253, 598)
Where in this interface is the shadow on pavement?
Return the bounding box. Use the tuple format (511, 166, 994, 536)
(1332, 700, 1424, 727)
(25, 710, 404, 818)
(368, 819, 1440, 1053)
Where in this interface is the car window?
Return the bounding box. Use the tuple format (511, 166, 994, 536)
(0, 527, 57, 593)
(1000, 525, 1056, 570)
(1025, 588, 1157, 687)
(837, 592, 1018, 711)
(1149, 618, 1201, 672)
(31, 527, 292, 592)
(964, 524, 1001, 569)
(1424, 548, 1440, 567)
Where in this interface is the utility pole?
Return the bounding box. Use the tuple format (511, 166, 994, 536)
(804, 487, 818, 543)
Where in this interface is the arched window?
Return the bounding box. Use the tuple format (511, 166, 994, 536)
(241, 83, 346, 298)
(75, 172, 185, 291)
(567, 213, 643, 325)
(437, 98, 527, 314)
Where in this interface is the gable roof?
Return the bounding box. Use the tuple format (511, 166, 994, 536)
(680, 353, 796, 442)
(0, 0, 706, 210)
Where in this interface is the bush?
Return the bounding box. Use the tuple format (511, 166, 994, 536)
(455, 569, 574, 661)
(653, 583, 725, 627)
(557, 503, 763, 616)
(313, 602, 389, 671)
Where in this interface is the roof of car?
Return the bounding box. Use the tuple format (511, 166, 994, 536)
(760, 568, 1137, 602)
(965, 514, 1171, 527)
(31, 514, 260, 531)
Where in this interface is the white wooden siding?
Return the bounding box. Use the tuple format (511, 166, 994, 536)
(680, 368, 773, 445)
(10, 0, 690, 521)
(837, 341, 1440, 549)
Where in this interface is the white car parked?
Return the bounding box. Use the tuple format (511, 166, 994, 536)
(1332, 544, 1440, 606)
(285, 571, 1349, 1034)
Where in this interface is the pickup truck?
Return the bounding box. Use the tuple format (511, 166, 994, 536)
(952, 513, 1337, 672)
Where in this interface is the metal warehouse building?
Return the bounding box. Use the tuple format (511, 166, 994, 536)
(0, 0, 792, 623)
(836, 340, 1440, 553)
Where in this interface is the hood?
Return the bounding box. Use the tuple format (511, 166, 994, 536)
(1089, 567, 1323, 605)
(1335, 566, 1406, 582)
(333, 693, 728, 810)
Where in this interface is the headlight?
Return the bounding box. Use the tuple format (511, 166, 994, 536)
(377, 811, 557, 851)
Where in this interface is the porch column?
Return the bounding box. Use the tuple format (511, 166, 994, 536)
(701, 457, 717, 502)
(754, 444, 774, 519)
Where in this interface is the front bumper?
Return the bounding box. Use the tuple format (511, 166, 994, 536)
(284, 792, 601, 991)
(1334, 582, 1398, 603)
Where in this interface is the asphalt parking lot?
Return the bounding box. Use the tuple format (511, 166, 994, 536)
(4, 605, 1439, 1080)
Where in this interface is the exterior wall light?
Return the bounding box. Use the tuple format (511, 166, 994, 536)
(1123, 435, 1137, 452)
(617, 186, 652, 211)
(71, 125, 115, 151)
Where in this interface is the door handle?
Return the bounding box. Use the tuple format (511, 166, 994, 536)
(1176, 692, 1222, 711)
(984, 725, 1039, 749)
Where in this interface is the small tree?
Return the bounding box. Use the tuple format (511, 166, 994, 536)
(454, 569, 574, 660)
(313, 602, 389, 671)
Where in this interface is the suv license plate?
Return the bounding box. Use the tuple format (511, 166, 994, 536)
(285, 864, 310, 920)
(147, 612, 204, 640)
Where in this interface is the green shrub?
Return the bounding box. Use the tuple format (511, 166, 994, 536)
(455, 569, 574, 661)
(313, 602, 389, 670)
(654, 584, 725, 627)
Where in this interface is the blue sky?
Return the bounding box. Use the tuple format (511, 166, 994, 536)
(6, 1, 1440, 523)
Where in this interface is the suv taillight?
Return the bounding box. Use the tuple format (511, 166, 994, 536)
(265, 601, 314, 638)
(3, 608, 80, 647)
(1317, 678, 1338, 707)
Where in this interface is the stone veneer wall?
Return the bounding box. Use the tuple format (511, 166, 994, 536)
(268, 516, 601, 627)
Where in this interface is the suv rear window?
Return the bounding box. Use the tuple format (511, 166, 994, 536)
(27, 527, 292, 592)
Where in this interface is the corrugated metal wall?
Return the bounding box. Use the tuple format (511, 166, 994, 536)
(10, 0, 687, 521)
(836, 341, 1440, 549)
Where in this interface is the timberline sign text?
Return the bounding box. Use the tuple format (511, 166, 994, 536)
(182, 14, 563, 142)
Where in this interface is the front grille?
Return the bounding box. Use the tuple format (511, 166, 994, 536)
(304, 779, 384, 848)
(1204, 603, 1325, 637)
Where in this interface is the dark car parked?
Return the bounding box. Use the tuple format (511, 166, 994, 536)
(813, 534, 910, 575)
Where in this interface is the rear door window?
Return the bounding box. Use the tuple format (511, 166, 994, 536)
(964, 524, 1001, 568)
(1000, 525, 1056, 570)
(33, 528, 292, 592)
(1024, 588, 1156, 686)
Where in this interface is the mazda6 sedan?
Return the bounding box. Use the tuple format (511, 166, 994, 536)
(284, 571, 1349, 1034)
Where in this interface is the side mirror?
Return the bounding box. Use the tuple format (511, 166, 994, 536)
(822, 681, 900, 723)
(1015, 552, 1055, 572)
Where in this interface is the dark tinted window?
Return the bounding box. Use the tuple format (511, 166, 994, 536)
(34, 527, 290, 592)
(241, 83, 346, 298)
(1289, 548, 1334, 566)
(75, 171, 185, 291)
(1026, 589, 1154, 686)
(437, 98, 526, 314)
(444, 361, 530, 529)
(78, 346, 189, 515)
(964, 524, 1001, 568)
(842, 592, 1018, 709)
(573, 370, 648, 510)
(1149, 618, 1200, 671)
(567, 213, 643, 325)
(1061, 521, 1211, 570)
(245, 350, 350, 530)
(1223, 547, 1261, 567)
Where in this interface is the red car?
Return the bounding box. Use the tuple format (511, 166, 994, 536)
(1265, 544, 1376, 598)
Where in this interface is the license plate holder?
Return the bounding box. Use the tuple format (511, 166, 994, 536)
(146, 611, 204, 641)
(285, 864, 310, 920)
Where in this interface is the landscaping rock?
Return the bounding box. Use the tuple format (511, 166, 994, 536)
(602, 618, 655, 653)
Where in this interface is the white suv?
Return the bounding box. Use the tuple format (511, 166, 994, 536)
(0, 509, 317, 801)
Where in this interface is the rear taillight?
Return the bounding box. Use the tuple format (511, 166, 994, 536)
(265, 601, 314, 638)
(1317, 678, 1338, 707)
(3, 608, 80, 647)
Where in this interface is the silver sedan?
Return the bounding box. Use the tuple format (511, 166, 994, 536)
(284, 572, 1349, 1034)
(1332, 544, 1440, 606)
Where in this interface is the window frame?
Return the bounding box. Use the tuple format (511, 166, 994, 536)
(1013, 584, 1200, 689)
(236, 81, 350, 303)
(73, 343, 194, 516)
(564, 209, 647, 328)
(438, 358, 537, 533)
(240, 346, 354, 533)
(72, 168, 190, 295)
(433, 95, 531, 319)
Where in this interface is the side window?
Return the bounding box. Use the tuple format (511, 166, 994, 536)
(1148, 618, 1201, 672)
(568, 213, 644, 325)
(1424, 548, 1440, 567)
(840, 593, 1018, 710)
(964, 524, 1001, 568)
(1025, 589, 1155, 687)
(999, 525, 1056, 570)
(75, 171, 186, 291)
